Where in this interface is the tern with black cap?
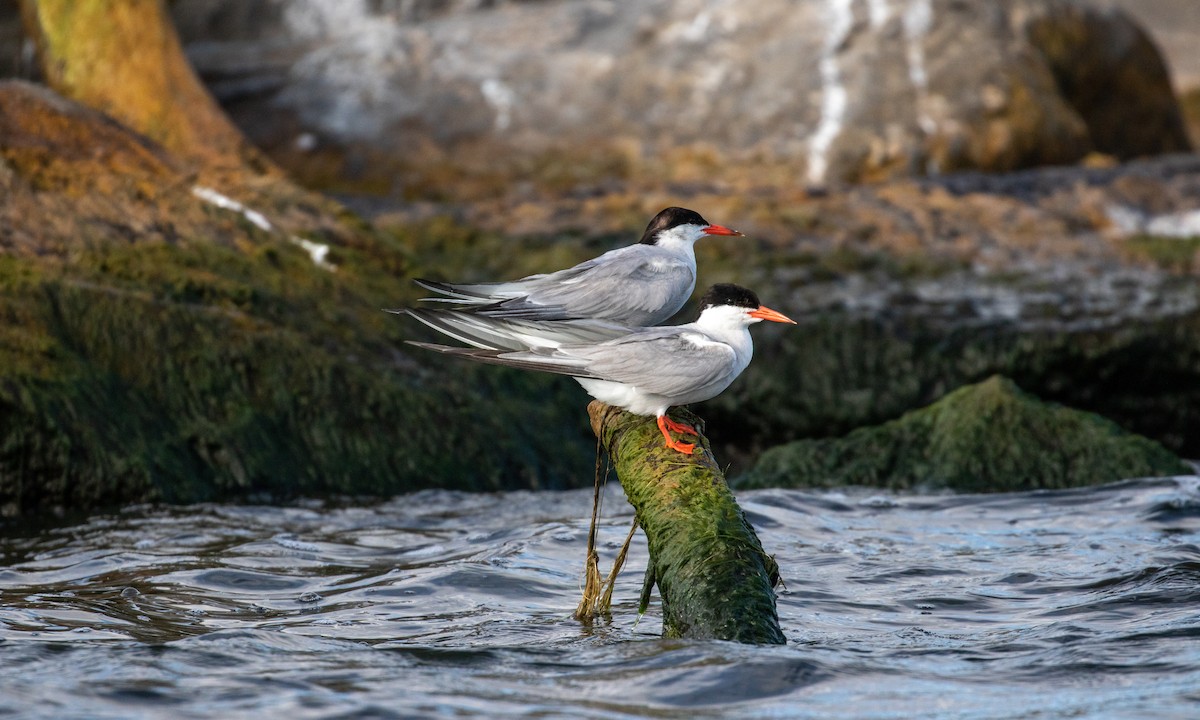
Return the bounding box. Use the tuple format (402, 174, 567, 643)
(412, 207, 743, 327)
(406, 284, 796, 454)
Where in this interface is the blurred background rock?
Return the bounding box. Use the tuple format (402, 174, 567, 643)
(164, 0, 1200, 193)
(3, 1, 1198, 210)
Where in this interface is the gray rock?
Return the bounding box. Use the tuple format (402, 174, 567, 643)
(170, 0, 1189, 184)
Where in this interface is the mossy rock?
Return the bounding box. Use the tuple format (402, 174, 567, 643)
(0, 233, 594, 517)
(737, 376, 1192, 493)
(5, 79, 1198, 516)
(0, 81, 595, 518)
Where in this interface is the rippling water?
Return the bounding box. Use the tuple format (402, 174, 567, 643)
(2, 477, 1200, 719)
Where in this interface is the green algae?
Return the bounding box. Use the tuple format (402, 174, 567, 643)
(738, 376, 1192, 493)
(589, 402, 784, 644)
(0, 228, 593, 516)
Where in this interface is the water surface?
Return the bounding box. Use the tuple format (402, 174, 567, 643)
(2, 477, 1199, 719)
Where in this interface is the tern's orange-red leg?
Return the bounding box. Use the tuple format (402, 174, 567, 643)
(656, 415, 696, 454)
(661, 415, 697, 437)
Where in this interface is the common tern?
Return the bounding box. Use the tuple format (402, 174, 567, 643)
(407, 284, 796, 454)
(414, 207, 743, 326)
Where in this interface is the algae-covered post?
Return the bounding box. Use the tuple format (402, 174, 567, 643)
(588, 401, 785, 645)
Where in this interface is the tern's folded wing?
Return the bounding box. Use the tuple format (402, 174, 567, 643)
(468, 248, 693, 323)
(400, 308, 631, 351)
(405, 341, 603, 379)
(572, 332, 737, 398)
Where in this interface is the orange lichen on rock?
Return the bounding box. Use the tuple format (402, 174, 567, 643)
(0, 79, 183, 196)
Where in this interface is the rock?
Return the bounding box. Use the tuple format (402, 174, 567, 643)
(0, 80, 593, 517)
(0, 78, 354, 258)
(737, 376, 1192, 492)
(165, 0, 1189, 188)
(708, 302, 1200, 473)
(1020, 0, 1192, 160)
(22, 0, 264, 177)
(698, 156, 1200, 466)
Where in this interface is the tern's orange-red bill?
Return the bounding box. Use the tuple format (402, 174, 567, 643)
(749, 305, 796, 324)
(701, 224, 743, 236)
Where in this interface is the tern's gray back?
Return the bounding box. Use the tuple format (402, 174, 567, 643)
(522, 244, 695, 325)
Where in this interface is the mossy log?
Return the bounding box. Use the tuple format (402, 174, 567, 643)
(588, 401, 785, 645)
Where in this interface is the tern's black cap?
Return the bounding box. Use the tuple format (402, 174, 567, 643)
(638, 207, 709, 245)
(698, 283, 760, 311)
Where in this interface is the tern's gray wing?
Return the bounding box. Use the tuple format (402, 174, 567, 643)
(451, 246, 693, 324)
(405, 327, 737, 398)
(569, 330, 737, 398)
(405, 341, 604, 378)
(397, 308, 632, 351)
(523, 247, 694, 322)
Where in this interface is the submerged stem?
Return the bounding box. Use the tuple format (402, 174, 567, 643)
(573, 435, 607, 621)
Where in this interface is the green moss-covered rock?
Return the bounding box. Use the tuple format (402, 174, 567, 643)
(738, 376, 1192, 492)
(0, 233, 593, 516)
(362, 159, 1200, 469)
(6, 75, 1199, 518)
(0, 81, 593, 517)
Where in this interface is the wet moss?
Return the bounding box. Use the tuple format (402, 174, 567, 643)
(738, 376, 1191, 492)
(0, 228, 595, 516)
(0, 78, 602, 517)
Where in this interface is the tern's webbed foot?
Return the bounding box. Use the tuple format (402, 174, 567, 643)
(661, 415, 698, 437)
(657, 415, 697, 454)
(664, 437, 696, 454)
